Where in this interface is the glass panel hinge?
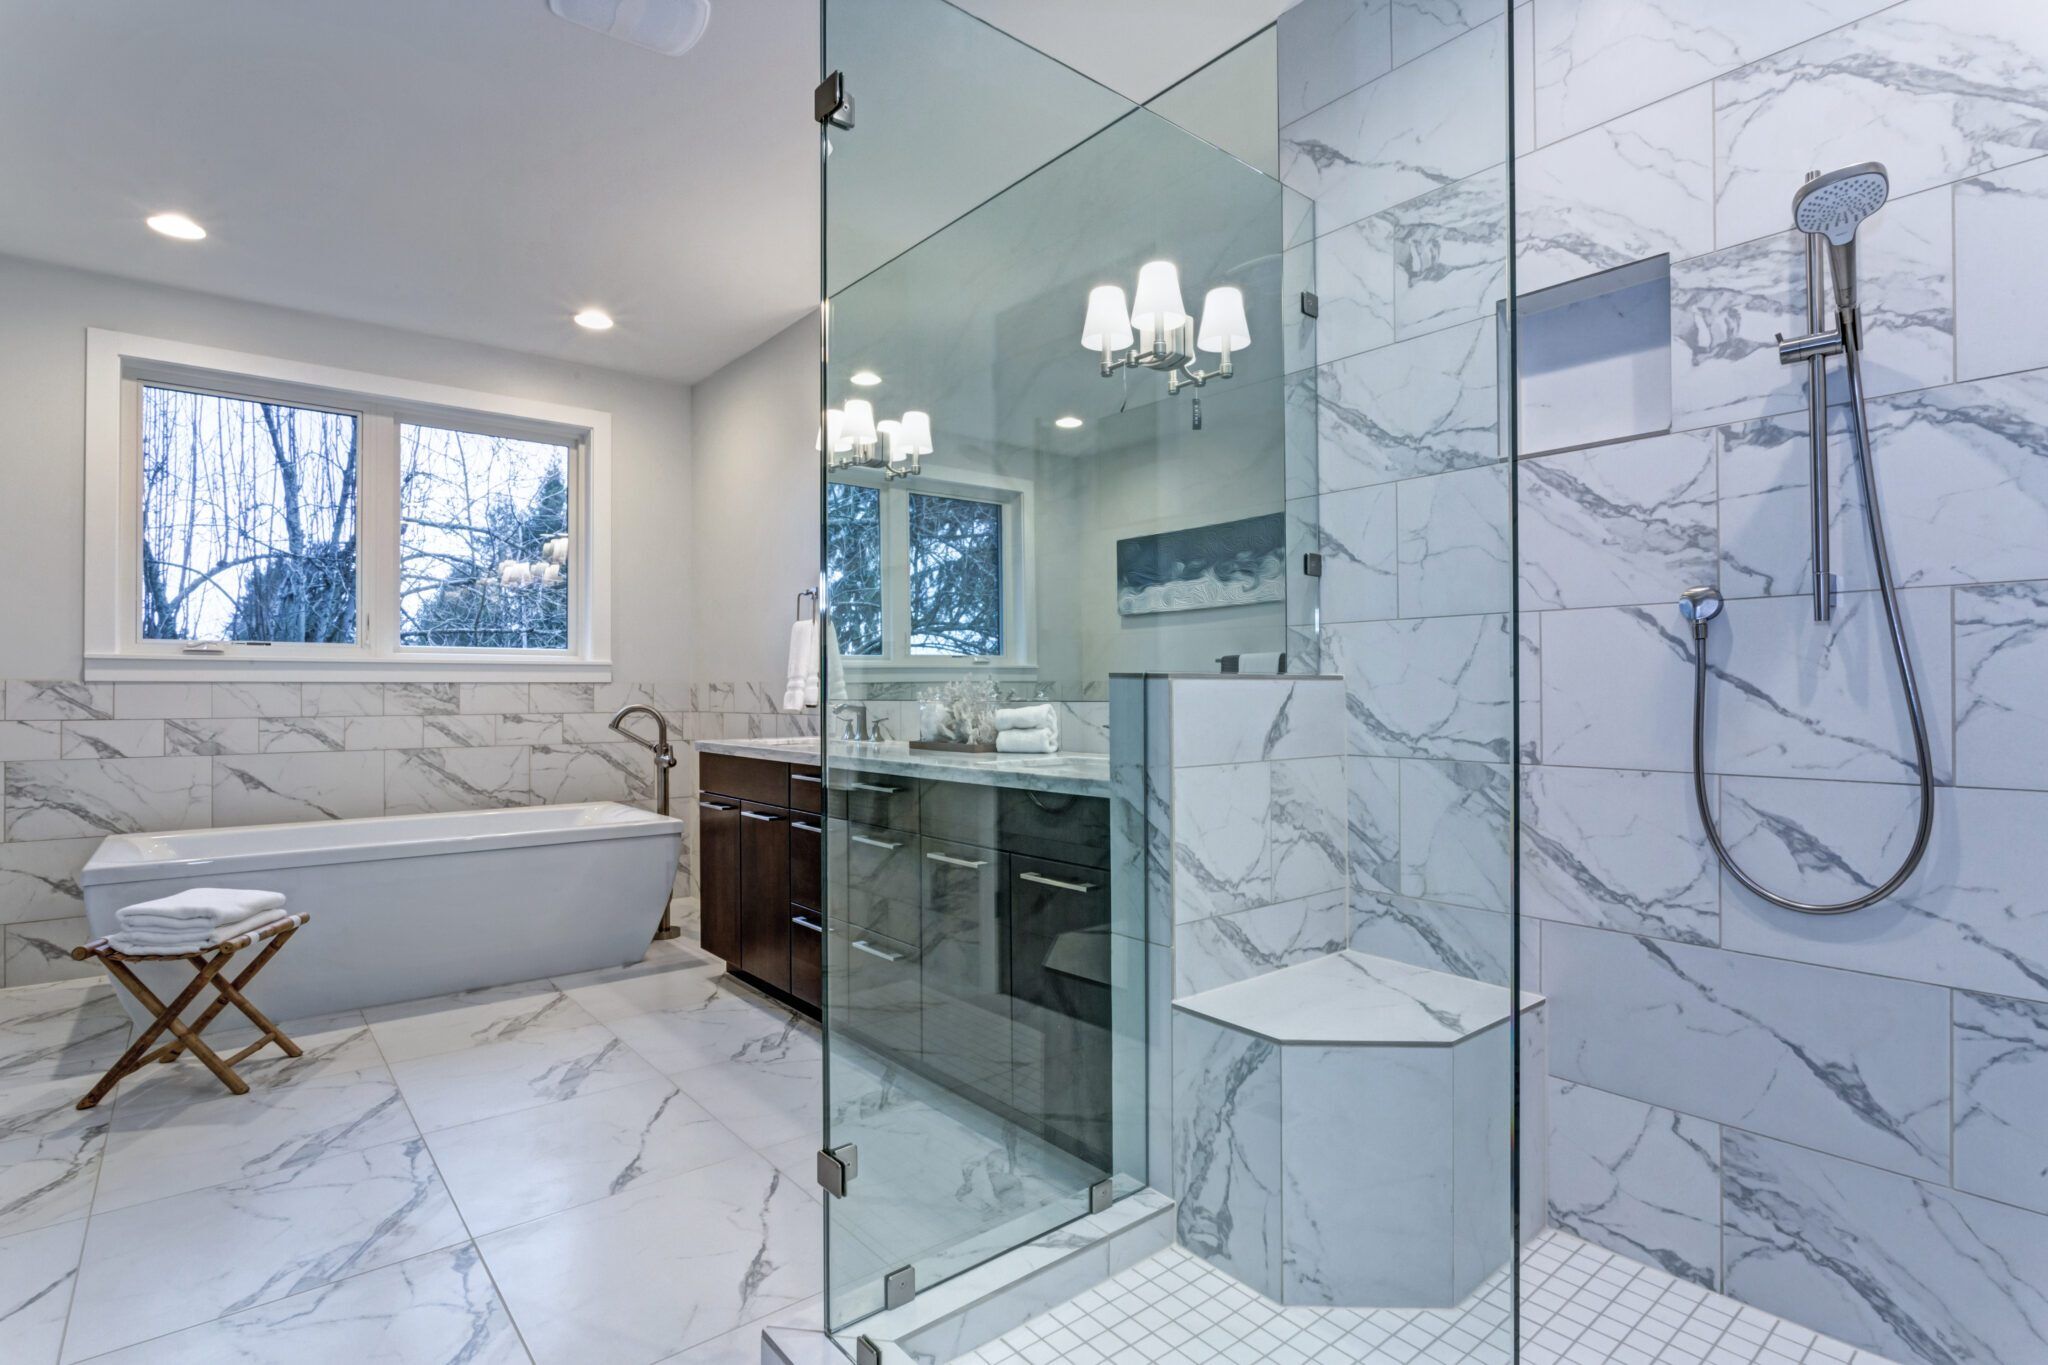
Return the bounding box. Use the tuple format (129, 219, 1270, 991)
(816, 1143, 857, 1198)
(816, 72, 854, 128)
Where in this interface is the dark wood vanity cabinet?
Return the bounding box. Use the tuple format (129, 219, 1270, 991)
(737, 803, 791, 991)
(699, 756, 824, 1012)
(696, 797, 742, 964)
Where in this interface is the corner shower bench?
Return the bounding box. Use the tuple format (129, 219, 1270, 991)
(1172, 950, 1544, 1308)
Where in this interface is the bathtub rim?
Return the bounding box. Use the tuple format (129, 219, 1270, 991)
(79, 800, 684, 889)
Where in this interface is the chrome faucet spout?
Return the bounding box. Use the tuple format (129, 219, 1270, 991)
(607, 704, 675, 764)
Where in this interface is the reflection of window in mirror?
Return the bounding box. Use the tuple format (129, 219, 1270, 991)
(825, 469, 1031, 677)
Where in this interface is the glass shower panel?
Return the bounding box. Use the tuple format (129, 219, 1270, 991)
(820, 1, 1308, 1336)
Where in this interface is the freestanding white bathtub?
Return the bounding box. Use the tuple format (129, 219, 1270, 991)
(79, 802, 684, 1026)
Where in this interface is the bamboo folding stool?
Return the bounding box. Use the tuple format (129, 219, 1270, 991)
(69, 912, 311, 1110)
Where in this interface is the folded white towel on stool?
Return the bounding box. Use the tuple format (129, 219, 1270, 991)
(996, 727, 1059, 755)
(783, 617, 816, 713)
(996, 703, 1058, 732)
(107, 908, 289, 956)
(115, 888, 286, 931)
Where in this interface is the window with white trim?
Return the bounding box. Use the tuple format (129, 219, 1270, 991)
(86, 331, 612, 681)
(826, 468, 1031, 674)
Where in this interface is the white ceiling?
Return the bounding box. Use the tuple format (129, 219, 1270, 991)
(0, 1, 1289, 386)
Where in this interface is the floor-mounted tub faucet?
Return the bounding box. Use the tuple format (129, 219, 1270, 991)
(609, 703, 682, 941)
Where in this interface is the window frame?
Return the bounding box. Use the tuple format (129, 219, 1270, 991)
(85, 329, 613, 682)
(827, 464, 1035, 680)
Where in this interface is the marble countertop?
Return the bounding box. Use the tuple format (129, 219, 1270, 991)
(693, 735, 1111, 796)
(1172, 950, 1545, 1046)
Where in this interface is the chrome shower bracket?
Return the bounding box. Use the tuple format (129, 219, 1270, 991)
(1776, 169, 1846, 623)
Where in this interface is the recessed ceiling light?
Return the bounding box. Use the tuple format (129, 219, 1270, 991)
(573, 308, 615, 331)
(145, 212, 206, 241)
(1055, 416, 1085, 429)
(850, 370, 881, 387)
(548, 0, 712, 56)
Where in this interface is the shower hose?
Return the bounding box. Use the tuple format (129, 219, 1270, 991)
(1688, 325, 1935, 914)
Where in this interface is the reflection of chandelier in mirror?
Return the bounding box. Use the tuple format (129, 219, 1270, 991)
(820, 400, 931, 479)
(1082, 260, 1249, 422)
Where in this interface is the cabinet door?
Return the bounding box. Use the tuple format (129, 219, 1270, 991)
(739, 804, 792, 991)
(789, 908, 824, 1009)
(920, 836, 1011, 1110)
(789, 815, 823, 912)
(1010, 855, 1113, 1169)
(697, 797, 742, 963)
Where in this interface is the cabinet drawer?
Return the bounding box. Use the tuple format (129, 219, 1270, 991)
(921, 836, 1011, 1111)
(1009, 854, 1113, 1167)
(701, 752, 792, 807)
(831, 924, 921, 1061)
(999, 789, 1111, 871)
(787, 764, 824, 814)
(789, 814, 822, 912)
(836, 821, 920, 944)
(789, 907, 824, 1010)
(827, 768, 918, 833)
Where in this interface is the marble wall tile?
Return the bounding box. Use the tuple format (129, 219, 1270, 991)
(1716, 411, 1854, 602)
(1825, 186, 1954, 402)
(255, 717, 347, 755)
(1174, 891, 1349, 998)
(1172, 1010, 1281, 1298)
(420, 714, 496, 748)
(1280, 1042, 1456, 1305)
(1538, 603, 1693, 770)
(1398, 462, 1513, 617)
(529, 682, 597, 713)
(1399, 758, 1511, 913)
(1714, 0, 2048, 249)
(1722, 1128, 2048, 1365)
(163, 718, 258, 758)
(529, 743, 656, 807)
(1957, 155, 2048, 383)
(490, 713, 564, 747)
(1280, 16, 1506, 228)
(112, 683, 211, 719)
(213, 752, 384, 826)
(58, 721, 166, 760)
(210, 683, 301, 719)
(1394, 0, 1494, 65)
(5, 682, 112, 722)
(1546, 922, 1950, 1180)
(1521, 765, 1717, 945)
(1169, 678, 1344, 768)
(1955, 990, 2048, 1216)
(340, 716, 426, 752)
(1533, 0, 1892, 145)
(3, 757, 211, 840)
(1278, 0, 1393, 124)
(385, 747, 530, 816)
(560, 712, 630, 745)
(1518, 615, 1541, 765)
(1955, 580, 2048, 789)
(1670, 230, 1809, 430)
(1325, 613, 1514, 763)
(1170, 757, 1344, 923)
(1313, 215, 1397, 366)
(1516, 86, 1715, 295)
(0, 836, 95, 927)
(0, 722, 61, 762)
(1319, 319, 1500, 492)
(1351, 890, 1512, 988)
(1318, 483, 1400, 624)
(1450, 1023, 1512, 1295)
(1347, 752, 1401, 898)
(1382, 164, 1509, 339)
(3, 915, 97, 987)
(1549, 1080, 1721, 1289)
(383, 683, 460, 716)
(1719, 780, 2048, 1005)
(299, 683, 383, 718)
(458, 684, 530, 714)
(1519, 431, 1717, 612)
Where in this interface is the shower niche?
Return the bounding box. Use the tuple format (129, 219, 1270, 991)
(1510, 255, 1672, 456)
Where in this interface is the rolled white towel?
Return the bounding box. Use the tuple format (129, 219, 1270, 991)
(996, 727, 1058, 755)
(996, 703, 1057, 732)
(1235, 651, 1284, 675)
(107, 909, 289, 956)
(116, 888, 286, 931)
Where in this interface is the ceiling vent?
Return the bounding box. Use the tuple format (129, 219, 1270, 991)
(548, 0, 711, 56)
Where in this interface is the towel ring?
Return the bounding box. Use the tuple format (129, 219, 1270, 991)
(796, 588, 818, 621)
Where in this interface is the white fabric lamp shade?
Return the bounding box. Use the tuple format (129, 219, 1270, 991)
(1197, 286, 1251, 353)
(817, 407, 851, 453)
(842, 398, 878, 445)
(901, 410, 935, 455)
(1081, 285, 1134, 351)
(1129, 260, 1188, 333)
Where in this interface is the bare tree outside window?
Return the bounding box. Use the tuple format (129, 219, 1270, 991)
(909, 492, 1002, 656)
(399, 425, 571, 650)
(139, 385, 360, 643)
(826, 481, 884, 655)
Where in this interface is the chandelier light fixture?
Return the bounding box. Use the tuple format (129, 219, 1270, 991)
(820, 399, 931, 478)
(1082, 260, 1249, 416)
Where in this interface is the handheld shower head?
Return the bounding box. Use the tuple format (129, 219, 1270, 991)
(1792, 162, 1889, 312)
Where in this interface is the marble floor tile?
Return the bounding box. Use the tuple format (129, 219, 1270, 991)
(553, 951, 761, 1023)
(108, 1009, 383, 1112)
(0, 1073, 105, 1237)
(63, 1137, 466, 1362)
(0, 1218, 85, 1365)
(604, 1000, 818, 1076)
(425, 1078, 749, 1235)
(73, 1245, 528, 1365)
(364, 980, 599, 1064)
(478, 1151, 820, 1365)
(390, 1021, 659, 1133)
(0, 983, 130, 1095)
(95, 1064, 416, 1212)
(656, 1296, 822, 1365)
(666, 1052, 822, 1150)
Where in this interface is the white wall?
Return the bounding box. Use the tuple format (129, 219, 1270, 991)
(0, 253, 696, 681)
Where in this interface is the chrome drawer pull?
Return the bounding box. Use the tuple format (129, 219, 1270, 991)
(793, 915, 824, 932)
(850, 834, 902, 851)
(790, 773, 823, 785)
(851, 939, 906, 962)
(741, 811, 784, 822)
(1021, 871, 1096, 893)
(926, 852, 988, 870)
(792, 820, 822, 833)
(850, 782, 902, 795)
(699, 801, 736, 812)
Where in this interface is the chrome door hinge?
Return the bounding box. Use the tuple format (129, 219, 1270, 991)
(816, 1143, 857, 1198)
(856, 1337, 884, 1365)
(1300, 290, 1320, 318)
(1302, 552, 1323, 578)
(884, 1265, 916, 1309)
(816, 71, 854, 129)
(1089, 1178, 1114, 1214)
